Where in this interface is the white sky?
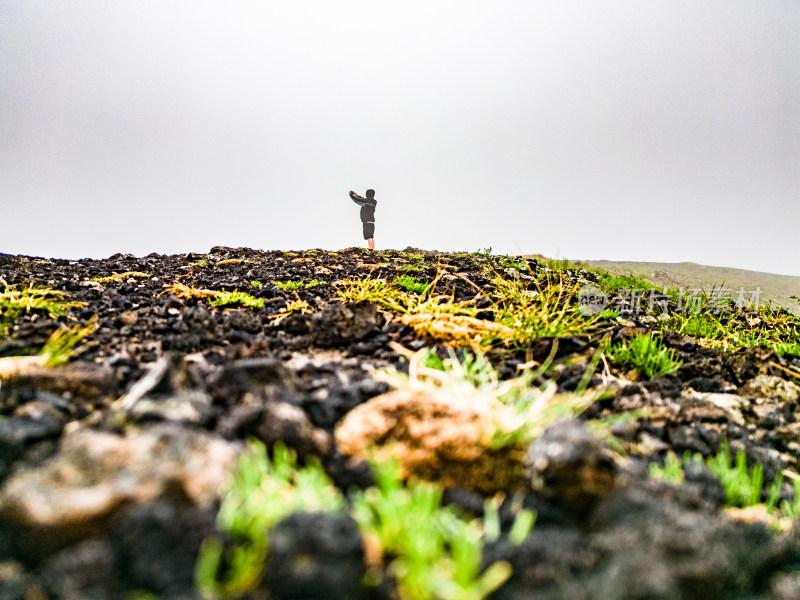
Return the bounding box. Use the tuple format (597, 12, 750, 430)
(1, 1, 799, 275)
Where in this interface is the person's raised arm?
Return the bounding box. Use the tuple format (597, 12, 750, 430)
(349, 190, 365, 206)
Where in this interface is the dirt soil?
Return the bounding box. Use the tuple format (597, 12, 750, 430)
(1, 246, 800, 600)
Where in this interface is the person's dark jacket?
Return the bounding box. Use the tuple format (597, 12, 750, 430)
(349, 190, 377, 223)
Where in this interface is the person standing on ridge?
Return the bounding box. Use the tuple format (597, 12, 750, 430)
(348, 189, 377, 250)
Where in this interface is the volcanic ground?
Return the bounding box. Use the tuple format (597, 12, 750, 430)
(1, 246, 800, 600)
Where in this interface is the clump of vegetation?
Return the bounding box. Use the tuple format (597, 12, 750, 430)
(161, 282, 219, 301)
(0, 285, 86, 340)
(497, 255, 528, 272)
(490, 274, 601, 347)
(162, 283, 268, 310)
(335, 277, 476, 318)
(706, 440, 772, 508)
(38, 317, 99, 366)
(607, 333, 682, 378)
(775, 341, 800, 357)
(596, 272, 651, 293)
(335, 277, 392, 304)
(396, 274, 432, 295)
(0, 317, 99, 378)
(403, 252, 426, 263)
(0, 285, 85, 320)
(273, 279, 326, 290)
(209, 291, 265, 309)
(775, 477, 800, 519)
(196, 441, 345, 598)
(649, 442, 788, 512)
(337, 271, 604, 349)
(250, 281, 262, 288)
(398, 264, 422, 273)
(649, 451, 686, 484)
(384, 342, 597, 451)
(661, 303, 800, 354)
(352, 455, 518, 600)
(197, 440, 532, 600)
(90, 271, 150, 284)
(338, 275, 515, 347)
(270, 298, 313, 325)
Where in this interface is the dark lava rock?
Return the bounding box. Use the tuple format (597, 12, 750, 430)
(0, 362, 115, 415)
(118, 354, 213, 425)
(0, 402, 65, 467)
(311, 302, 384, 347)
(524, 420, 618, 515)
(688, 375, 726, 393)
(112, 501, 217, 596)
(217, 398, 331, 458)
(264, 511, 365, 600)
(208, 357, 300, 408)
(0, 560, 42, 600)
(666, 423, 718, 456)
(489, 478, 800, 600)
(226, 309, 264, 333)
(643, 374, 683, 398)
(486, 525, 595, 595)
(526, 336, 589, 363)
(39, 539, 121, 600)
(728, 346, 781, 386)
(682, 460, 726, 508)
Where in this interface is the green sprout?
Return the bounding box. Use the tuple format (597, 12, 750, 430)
(352, 455, 514, 600)
(273, 280, 326, 291)
(197, 440, 533, 600)
(607, 333, 682, 378)
(272, 280, 303, 290)
(649, 442, 787, 511)
(777, 478, 800, 518)
(706, 440, 767, 508)
(196, 441, 344, 598)
(649, 451, 686, 484)
(397, 274, 432, 295)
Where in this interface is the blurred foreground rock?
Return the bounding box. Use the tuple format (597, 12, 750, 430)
(335, 387, 528, 494)
(0, 423, 240, 560)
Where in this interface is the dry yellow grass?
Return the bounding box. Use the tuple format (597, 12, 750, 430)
(161, 282, 219, 300)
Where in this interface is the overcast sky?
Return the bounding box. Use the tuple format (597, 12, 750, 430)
(1, 1, 798, 275)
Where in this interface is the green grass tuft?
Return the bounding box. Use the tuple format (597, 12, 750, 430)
(352, 455, 515, 600)
(196, 441, 344, 597)
(209, 291, 265, 309)
(597, 273, 651, 293)
(607, 333, 682, 378)
(396, 274, 432, 294)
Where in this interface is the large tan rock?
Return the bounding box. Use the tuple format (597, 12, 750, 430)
(0, 423, 240, 560)
(334, 388, 528, 494)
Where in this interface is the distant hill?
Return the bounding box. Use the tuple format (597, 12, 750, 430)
(579, 260, 800, 314)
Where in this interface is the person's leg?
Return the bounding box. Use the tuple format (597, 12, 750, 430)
(363, 222, 375, 250)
